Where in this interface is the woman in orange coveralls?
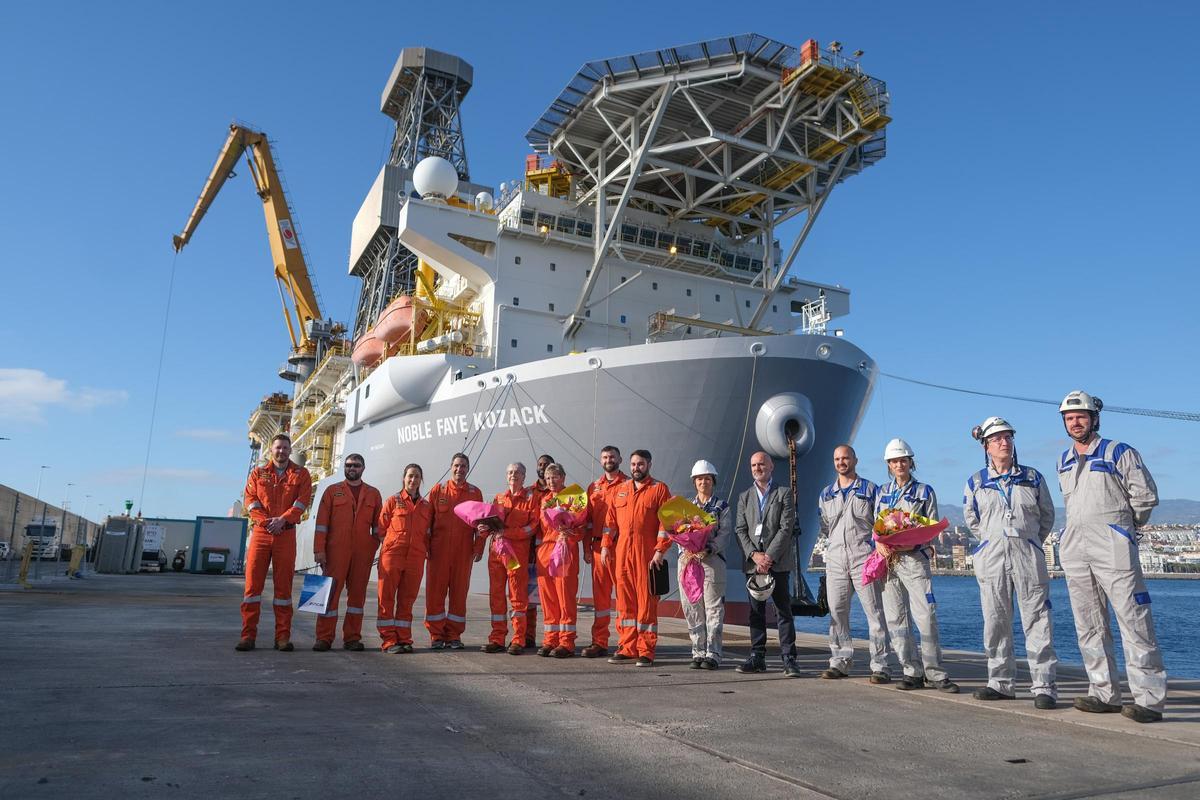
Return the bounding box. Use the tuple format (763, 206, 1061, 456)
(536, 463, 585, 658)
(376, 464, 432, 653)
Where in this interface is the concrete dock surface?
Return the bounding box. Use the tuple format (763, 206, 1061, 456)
(2, 573, 1199, 799)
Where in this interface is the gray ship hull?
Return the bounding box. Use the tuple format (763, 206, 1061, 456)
(296, 333, 875, 609)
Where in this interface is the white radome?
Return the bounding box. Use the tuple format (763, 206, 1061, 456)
(413, 156, 459, 199)
(475, 191, 494, 211)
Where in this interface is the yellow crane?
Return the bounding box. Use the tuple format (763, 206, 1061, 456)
(173, 123, 324, 358)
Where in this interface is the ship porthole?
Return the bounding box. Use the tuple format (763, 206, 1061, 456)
(816, 344, 832, 360)
(749, 341, 767, 356)
(587, 356, 603, 369)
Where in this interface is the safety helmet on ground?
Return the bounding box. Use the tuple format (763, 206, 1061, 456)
(883, 438, 915, 461)
(1060, 390, 1103, 414)
(746, 573, 776, 602)
(972, 416, 1016, 443)
(690, 459, 719, 479)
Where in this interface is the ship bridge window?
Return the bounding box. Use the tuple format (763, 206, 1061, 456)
(735, 256, 751, 271)
(751, 259, 763, 272)
(577, 221, 593, 238)
(639, 228, 657, 248)
(659, 233, 674, 252)
(691, 241, 709, 259)
(675, 236, 692, 254)
(620, 224, 639, 244)
(520, 208, 536, 226)
(536, 213, 555, 232)
(555, 217, 575, 235)
(720, 252, 734, 268)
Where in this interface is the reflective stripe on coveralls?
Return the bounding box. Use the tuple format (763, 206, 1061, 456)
(587, 472, 627, 648)
(241, 461, 312, 642)
(424, 480, 484, 642)
(314, 480, 383, 645)
(538, 494, 585, 649)
(488, 489, 540, 646)
(606, 477, 672, 660)
(376, 490, 432, 649)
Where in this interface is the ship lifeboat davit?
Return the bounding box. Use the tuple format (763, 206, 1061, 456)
(351, 331, 386, 368)
(373, 295, 428, 345)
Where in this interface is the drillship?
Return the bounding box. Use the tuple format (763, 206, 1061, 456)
(284, 35, 890, 611)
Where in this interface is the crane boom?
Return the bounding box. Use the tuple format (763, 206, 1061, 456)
(173, 124, 323, 352)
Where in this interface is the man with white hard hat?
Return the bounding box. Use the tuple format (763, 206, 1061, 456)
(876, 438, 959, 692)
(680, 459, 732, 670)
(817, 444, 894, 683)
(963, 417, 1058, 708)
(1056, 390, 1166, 723)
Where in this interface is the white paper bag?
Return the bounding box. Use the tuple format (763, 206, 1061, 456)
(298, 573, 332, 614)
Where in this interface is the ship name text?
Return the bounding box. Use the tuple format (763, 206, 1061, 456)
(395, 404, 550, 444)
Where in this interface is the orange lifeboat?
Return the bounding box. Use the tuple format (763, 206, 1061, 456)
(351, 331, 386, 367)
(373, 295, 429, 345)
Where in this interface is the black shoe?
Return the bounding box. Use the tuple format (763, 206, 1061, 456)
(274, 640, 294, 652)
(821, 667, 848, 680)
(551, 646, 574, 659)
(399, 643, 414, 654)
(973, 686, 1015, 701)
(634, 657, 654, 668)
(1034, 694, 1056, 710)
(482, 642, 505, 653)
(1074, 696, 1122, 714)
(1121, 703, 1163, 723)
(312, 640, 332, 652)
(736, 655, 767, 674)
(385, 644, 404, 654)
(343, 640, 365, 652)
(701, 658, 719, 670)
(537, 646, 554, 657)
(607, 652, 634, 664)
(507, 644, 523, 655)
(869, 672, 891, 684)
(689, 657, 703, 670)
(897, 675, 926, 690)
(582, 644, 607, 658)
(931, 678, 959, 694)
(783, 658, 802, 678)
(446, 640, 464, 650)
(235, 639, 255, 652)
(430, 640, 446, 650)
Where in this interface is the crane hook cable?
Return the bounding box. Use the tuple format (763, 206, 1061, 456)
(137, 251, 180, 515)
(880, 372, 1200, 423)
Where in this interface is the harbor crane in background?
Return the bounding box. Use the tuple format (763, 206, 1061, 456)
(173, 123, 347, 470)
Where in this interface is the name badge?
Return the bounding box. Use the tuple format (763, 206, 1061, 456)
(1003, 526, 1019, 539)
(754, 523, 764, 541)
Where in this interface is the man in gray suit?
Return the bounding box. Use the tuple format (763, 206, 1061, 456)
(735, 451, 801, 677)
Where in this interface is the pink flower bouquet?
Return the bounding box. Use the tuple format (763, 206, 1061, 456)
(657, 497, 717, 604)
(543, 484, 587, 577)
(861, 509, 948, 584)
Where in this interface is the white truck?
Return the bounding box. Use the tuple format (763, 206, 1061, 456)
(140, 524, 167, 572)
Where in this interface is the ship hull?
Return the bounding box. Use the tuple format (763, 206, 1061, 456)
(296, 333, 875, 608)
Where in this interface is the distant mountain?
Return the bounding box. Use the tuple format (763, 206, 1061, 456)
(943, 499, 1200, 528)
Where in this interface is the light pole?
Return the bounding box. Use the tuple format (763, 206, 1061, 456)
(55, 482, 74, 571)
(33, 465, 49, 579)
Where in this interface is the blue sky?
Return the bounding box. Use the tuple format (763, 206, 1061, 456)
(2, 1, 1197, 521)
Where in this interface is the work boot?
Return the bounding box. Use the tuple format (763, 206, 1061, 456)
(399, 643, 414, 654)
(343, 640, 365, 652)
(869, 672, 891, 685)
(1074, 696, 1122, 714)
(430, 640, 446, 650)
(481, 642, 505, 653)
(446, 640, 465, 650)
(1034, 694, 1057, 710)
(821, 667, 848, 680)
(507, 643, 523, 655)
(234, 639, 255, 652)
(1121, 704, 1163, 723)
(385, 644, 404, 654)
(537, 645, 554, 657)
(312, 640, 332, 652)
(897, 675, 926, 690)
(634, 656, 654, 668)
(783, 657, 802, 678)
(274, 640, 294, 652)
(690, 658, 704, 670)
(551, 646, 574, 659)
(582, 644, 607, 658)
(931, 678, 959, 694)
(973, 686, 1014, 701)
(525, 635, 536, 649)
(736, 655, 767, 674)
(607, 652, 634, 664)
(701, 658, 719, 670)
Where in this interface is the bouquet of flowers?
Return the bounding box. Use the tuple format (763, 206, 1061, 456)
(861, 509, 949, 584)
(543, 484, 587, 577)
(657, 496, 717, 604)
(454, 500, 519, 573)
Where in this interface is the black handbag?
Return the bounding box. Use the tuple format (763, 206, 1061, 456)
(816, 575, 830, 615)
(649, 560, 669, 596)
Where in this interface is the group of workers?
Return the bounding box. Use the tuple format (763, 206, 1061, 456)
(236, 389, 1168, 724)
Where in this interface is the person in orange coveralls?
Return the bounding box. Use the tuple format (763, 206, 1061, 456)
(536, 463, 585, 658)
(603, 449, 672, 667)
(524, 453, 555, 647)
(376, 464, 432, 654)
(237, 433, 312, 652)
(311, 453, 382, 652)
(424, 452, 484, 650)
(582, 445, 627, 658)
(480, 462, 540, 655)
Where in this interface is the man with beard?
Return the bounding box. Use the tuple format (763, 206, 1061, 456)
(424, 453, 484, 649)
(583, 445, 627, 657)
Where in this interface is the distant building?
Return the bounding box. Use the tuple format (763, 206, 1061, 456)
(951, 544, 966, 571)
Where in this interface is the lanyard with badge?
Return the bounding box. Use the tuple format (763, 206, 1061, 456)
(755, 483, 770, 544)
(994, 469, 1019, 538)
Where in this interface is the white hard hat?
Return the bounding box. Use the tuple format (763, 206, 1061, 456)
(972, 416, 1015, 442)
(883, 437, 915, 461)
(746, 573, 775, 601)
(690, 459, 718, 478)
(1060, 390, 1103, 414)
